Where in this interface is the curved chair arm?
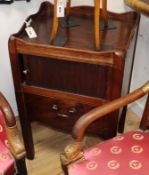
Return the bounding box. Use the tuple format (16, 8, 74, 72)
(0, 92, 16, 127)
(0, 92, 25, 159)
(61, 82, 149, 165)
(72, 82, 149, 142)
(124, 0, 149, 16)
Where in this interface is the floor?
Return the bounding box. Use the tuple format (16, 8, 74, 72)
(25, 110, 140, 175)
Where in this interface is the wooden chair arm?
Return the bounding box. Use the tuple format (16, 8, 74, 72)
(0, 92, 25, 159)
(61, 82, 149, 165)
(6, 125, 26, 159)
(73, 82, 149, 142)
(0, 92, 16, 127)
(124, 0, 149, 16)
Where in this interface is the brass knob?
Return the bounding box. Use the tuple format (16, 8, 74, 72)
(57, 113, 69, 118)
(68, 107, 77, 114)
(52, 104, 59, 111)
(22, 69, 29, 75)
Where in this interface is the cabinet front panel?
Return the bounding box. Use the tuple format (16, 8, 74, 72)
(24, 93, 118, 138)
(22, 55, 114, 99)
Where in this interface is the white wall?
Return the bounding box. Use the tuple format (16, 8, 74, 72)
(0, 0, 148, 116)
(129, 15, 149, 116)
(0, 0, 49, 115)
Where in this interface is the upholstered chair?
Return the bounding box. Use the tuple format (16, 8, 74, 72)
(0, 92, 27, 175)
(60, 82, 149, 175)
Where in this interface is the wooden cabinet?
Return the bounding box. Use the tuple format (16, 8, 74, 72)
(8, 2, 140, 159)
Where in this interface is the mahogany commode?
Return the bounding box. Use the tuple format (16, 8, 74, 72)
(8, 2, 140, 159)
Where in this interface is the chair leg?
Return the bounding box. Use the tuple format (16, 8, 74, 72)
(16, 158, 27, 175)
(61, 163, 69, 175)
(94, 0, 101, 50)
(102, 0, 108, 27)
(66, 0, 71, 21)
(49, 0, 59, 44)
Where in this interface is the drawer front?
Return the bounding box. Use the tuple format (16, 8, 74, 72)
(24, 93, 118, 138)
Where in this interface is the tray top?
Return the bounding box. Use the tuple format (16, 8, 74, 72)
(13, 2, 139, 52)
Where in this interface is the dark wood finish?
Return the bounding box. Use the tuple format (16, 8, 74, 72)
(8, 37, 34, 160)
(8, 2, 140, 159)
(23, 86, 110, 135)
(16, 158, 27, 175)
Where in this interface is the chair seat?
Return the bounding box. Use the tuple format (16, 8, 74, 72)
(0, 141, 16, 175)
(68, 131, 149, 175)
(0, 110, 16, 175)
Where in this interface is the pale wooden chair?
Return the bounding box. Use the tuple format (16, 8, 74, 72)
(49, 0, 108, 50)
(125, 0, 149, 16)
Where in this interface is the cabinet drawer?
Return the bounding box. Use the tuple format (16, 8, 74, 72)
(23, 88, 118, 138)
(24, 93, 97, 130)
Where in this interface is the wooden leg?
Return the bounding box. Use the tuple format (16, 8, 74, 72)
(66, 0, 71, 21)
(23, 124, 34, 160)
(49, 0, 59, 44)
(102, 0, 108, 27)
(19, 111, 34, 159)
(16, 94, 34, 160)
(16, 158, 27, 175)
(18, 109, 34, 159)
(94, 0, 101, 50)
(118, 106, 127, 133)
(61, 163, 69, 175)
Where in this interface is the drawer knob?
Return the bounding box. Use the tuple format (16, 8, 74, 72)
(68, 107, 77, 114)
(22, 69, 29, 75)
(52, 104, 59, 111)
